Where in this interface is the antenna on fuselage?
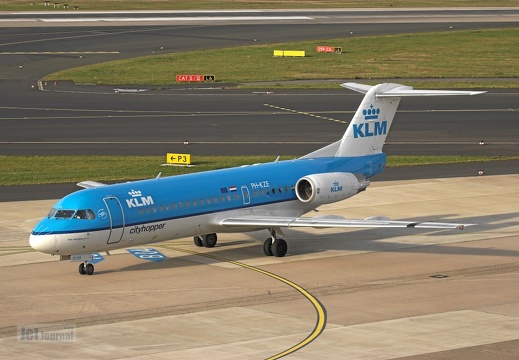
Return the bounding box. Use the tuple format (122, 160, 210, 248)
(156, 172, 162, 179)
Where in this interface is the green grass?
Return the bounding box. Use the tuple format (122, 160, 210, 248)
(45, 28, 519, 89)
(2, 155, 518, 186)
(0, 155, 291, 186)
(1, 1, 517, 11)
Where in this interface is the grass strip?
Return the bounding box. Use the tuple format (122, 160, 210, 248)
(1, 155, 518, 186)
(45, 28, 519, 88)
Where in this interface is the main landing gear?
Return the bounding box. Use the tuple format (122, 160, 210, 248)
(193, 231, 288, 257)
(193, 233, 218, 248)
(263, 228, 287, 257)
(78, 262, 94, 276)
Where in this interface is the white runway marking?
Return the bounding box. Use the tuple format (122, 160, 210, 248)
(38, 16, 312, 23)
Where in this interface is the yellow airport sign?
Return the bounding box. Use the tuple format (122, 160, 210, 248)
(273, 50, 305, 57)
(167, 153, 191, 165)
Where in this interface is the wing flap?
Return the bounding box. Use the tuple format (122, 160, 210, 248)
(220, 215, 473, 230)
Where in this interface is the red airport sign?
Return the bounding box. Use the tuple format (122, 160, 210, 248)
(176, 74, 203, 82)
(316, 46, 334, 53)
(176, 75, 216, 83)
(316, 46, 342, 54)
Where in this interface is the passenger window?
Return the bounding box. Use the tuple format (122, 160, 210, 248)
(152, 206, 157, 213)
(272, 188, 276, 194)
(207, 197, 211, 204)
(173, 203, 177, 210)
(166, 204, 170, 211)
(179, 202, 184, 208)
(214, 196, 218, 203)
(200, 198, 204, 205)
(227, 195, 231, 201)
(193, 200, 198, 207)
(234, 193, 239, 200)
(139, 208, 143, 216)
(146, 207, 150, 214)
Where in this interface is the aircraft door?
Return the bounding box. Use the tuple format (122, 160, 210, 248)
(103, 196, 125, 244)
(241, 186, 251, 205)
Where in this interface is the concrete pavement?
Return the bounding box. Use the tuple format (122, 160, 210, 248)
(1, 174, 518, 359)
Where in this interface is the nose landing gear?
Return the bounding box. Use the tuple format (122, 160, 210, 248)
(78, 262, 94, 275)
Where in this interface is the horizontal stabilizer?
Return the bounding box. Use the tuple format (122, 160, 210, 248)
(340, 82, 486, 97)
(77, 180, 108, 189)
(377, 88, 486, 97)
(220, 215, 474, 230)
(340, 82, 374, 94)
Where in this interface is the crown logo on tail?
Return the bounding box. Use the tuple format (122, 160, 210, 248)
(363, 104, 380, 120)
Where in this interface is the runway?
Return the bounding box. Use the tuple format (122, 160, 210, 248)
(0, 8, 518, 359)
(0, 85, 518, 156)
(1, 8, 518, 161)
(0, 11, 518, 161)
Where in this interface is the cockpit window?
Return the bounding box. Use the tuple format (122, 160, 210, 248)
(54, 210, 76, 219)
(52, 209, 96, 220)
(75, 209, 96, 220)
(47, 208, 57, 218)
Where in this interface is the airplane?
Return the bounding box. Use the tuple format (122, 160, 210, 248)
(29, 82, 485, 275)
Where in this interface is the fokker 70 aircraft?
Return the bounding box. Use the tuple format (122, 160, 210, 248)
(30, 83, 484, 275)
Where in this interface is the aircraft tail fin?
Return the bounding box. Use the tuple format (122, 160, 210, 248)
(332, 82, 485, 157)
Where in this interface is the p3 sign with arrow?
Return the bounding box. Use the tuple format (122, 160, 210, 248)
(167, 153, 191, 165)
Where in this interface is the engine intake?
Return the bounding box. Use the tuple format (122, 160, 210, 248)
(295, 172, 369, 205)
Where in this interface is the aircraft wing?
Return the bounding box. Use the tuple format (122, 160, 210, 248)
(220, 215, 473, 230)
(77, 180, 108, 189)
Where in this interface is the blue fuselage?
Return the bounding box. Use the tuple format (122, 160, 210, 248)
(30, 154, 385, 255)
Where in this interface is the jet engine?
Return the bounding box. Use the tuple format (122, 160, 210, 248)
(295, 172, 370, 205)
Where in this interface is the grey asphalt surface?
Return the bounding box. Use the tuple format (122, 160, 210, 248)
(0, 9, 518, 201)
(1, 85, 517, 155)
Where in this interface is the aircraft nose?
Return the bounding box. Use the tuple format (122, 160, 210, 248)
(29, 234, 58, 254)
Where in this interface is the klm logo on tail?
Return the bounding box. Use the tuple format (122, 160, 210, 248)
(353, 104, 387, 138)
